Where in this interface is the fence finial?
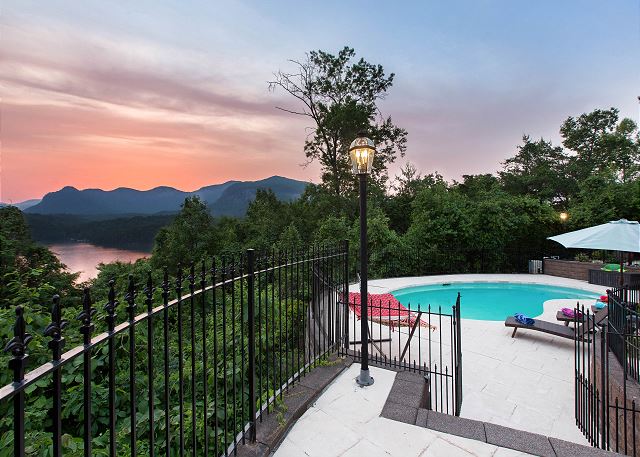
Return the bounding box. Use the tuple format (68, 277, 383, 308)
(200, 260, 207, 290)
(162, 268, 169, 301)
(78, 288, 96, 344)
(45, 295, 67, 359)
(5, 306, 33, 381)
(104, 279, 118, 331)
(144, 272, 154, 313)
(125, 275, 137, 320)
(176, 264, 183, 297)
(188, 263, 196, 294)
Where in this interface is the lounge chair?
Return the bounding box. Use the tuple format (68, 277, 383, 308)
(347, 292, 436, 361)
(505, 307, 608, 340)
(348, 292, 436, 330)
(556, 304, 605, 325)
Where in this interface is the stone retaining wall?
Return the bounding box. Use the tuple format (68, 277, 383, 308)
(543, 259, 599, 281)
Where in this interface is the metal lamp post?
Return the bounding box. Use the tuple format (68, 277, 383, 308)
(350, 134, 376, 387)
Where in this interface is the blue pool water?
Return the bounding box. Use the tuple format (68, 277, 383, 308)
(391, 282, 600, 321)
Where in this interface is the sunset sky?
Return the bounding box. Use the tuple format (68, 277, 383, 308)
(1, 0, 639, 202)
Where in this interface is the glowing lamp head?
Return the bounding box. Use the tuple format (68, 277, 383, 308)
(559, 212, 569, 222)
(349, 135, 376, 175)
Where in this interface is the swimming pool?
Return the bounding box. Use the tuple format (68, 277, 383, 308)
(391, 282, 600, 321)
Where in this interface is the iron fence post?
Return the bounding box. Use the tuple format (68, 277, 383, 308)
(455, 293, 463, 416)
(125, 277, 137, 457)
(247, 249, 257, 442)
(45, 295, 66, 457)
(343, 239, 349, 355)
(5, 306, 31, 457)
(424, 374, 432, 410)
(600, 326, 608, 449)
(79, 288, 95, 457)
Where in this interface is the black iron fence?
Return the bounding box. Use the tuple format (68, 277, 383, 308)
(589, 270, 640, 289)
(346, 293, 463, 416)
(575, 289, 640, 455)
(0, 244, 347, 457)
(1, 242, 465, 457)
(608, 288, 640, 384)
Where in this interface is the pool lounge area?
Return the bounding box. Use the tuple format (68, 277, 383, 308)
(347, 274, 608, 447)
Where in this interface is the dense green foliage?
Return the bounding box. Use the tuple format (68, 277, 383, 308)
(1, 207, 311, 455)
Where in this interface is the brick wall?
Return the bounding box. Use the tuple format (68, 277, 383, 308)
(542, 258, 598, 281)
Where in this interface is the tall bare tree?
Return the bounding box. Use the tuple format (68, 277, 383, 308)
(269, 47, 407, 195)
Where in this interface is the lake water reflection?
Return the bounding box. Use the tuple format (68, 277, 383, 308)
(47, 243, 150, 283)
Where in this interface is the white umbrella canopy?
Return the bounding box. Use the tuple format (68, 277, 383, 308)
(548, 219, 640, 253)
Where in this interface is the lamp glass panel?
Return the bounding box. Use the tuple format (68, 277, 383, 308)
(350, 147, 374, 174)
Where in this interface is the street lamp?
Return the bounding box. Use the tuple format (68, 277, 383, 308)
(350, 133, 375, 387)
(559, 212, 569, 222)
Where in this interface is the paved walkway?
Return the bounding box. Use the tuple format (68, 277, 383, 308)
(347, 274, 607, 445)
(274, 364, 534, 456)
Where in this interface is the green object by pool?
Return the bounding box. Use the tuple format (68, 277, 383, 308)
(391, 282, 600, 321)
(601, 263, 625, 272)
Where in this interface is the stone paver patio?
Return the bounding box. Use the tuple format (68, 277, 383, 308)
(274, 363, 534, 456)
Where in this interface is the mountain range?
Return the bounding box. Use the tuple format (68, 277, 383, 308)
(0, 199, 42, 210)
(23, 176, 308, 217)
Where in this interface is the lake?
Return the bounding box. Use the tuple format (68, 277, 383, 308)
(48, 243, 150, 282)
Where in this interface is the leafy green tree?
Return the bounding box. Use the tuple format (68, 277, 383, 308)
(385, 165, 446, 234)
(603, 118, 640, 182)
(406, 182, 471, 249)
(151, 196, 215, 270)
(0, 206, 78, 307)
(499, 136, 570, 205)
(314, 216, 350, 245)
(561, 107, 620, 181)
(567, 172, 640, 227)
(212, 216, 244, 254)
(269, 46, 407, 195)
(455, 174, 501, 198)
(277, 223, 302, 251)
(350, 208, 404, 278)
(243, 189, 290, 251)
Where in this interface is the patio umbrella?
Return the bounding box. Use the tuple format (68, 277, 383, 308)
(548, 219, 640, 285)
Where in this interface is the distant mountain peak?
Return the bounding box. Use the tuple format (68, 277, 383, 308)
(26, 176, 309, 217)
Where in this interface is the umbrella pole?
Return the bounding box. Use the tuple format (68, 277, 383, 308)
(620, 251, 625, 287)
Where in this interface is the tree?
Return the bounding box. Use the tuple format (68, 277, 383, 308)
(151, 196, 215, 270)
(314, 215, 351, 245)
(406, 183, 471, 250)
(499, 136, 570, 205)
(455, 174, 501, 199)
(277, 223, 302, 251)
(269, 46, 407, 195)
(244, 189, 290, 250)
(560, 108, 619, 181)
(603, 118, 640, 182)
(0, 206, 78, 307)
(567, 172, 640, 228)
(386, 165, 445, 234)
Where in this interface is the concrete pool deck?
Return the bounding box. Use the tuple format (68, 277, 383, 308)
(274, 364, 540, 456)
(348, 274, 608, 446)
